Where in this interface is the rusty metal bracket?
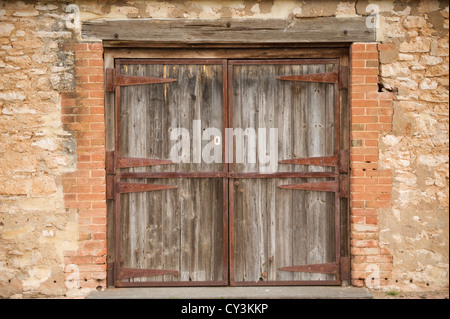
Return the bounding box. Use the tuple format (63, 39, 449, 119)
(339, 149, 349, 173)
(105, 68, 177, 92)
(339, 175, 349, 198)
(106, 151, 116, 200)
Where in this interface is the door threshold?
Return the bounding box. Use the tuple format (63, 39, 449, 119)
(87, 286, 373, 299)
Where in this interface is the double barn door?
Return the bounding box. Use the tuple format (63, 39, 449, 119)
(106, 58, 349, 287)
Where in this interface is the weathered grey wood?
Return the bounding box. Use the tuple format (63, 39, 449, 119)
(118, 63, 223, 173)
(115, 58, 344, 286)
(82, 18, 375, 43)
(117, 61, 225, 284)
(232, 62, 337, 283)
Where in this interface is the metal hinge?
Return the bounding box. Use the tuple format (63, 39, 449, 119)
(105, 68, 177, 92)
(339, 65, 349, 90)
(106, 151, 115, 200)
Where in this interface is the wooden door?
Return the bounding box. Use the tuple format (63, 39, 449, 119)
(106, 57, 349, 287)
(228, 60, 348, 286)
(108, 59, 228, 286)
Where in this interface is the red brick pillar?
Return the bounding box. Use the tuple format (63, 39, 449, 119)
(61, 42, 107, 291)
(349, 43, 394, 287)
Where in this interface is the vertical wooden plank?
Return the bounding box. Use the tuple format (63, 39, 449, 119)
(118, 67, 132, 282)
(340, 52, 350, 284)
(327, 63, 338, 282)
(307, 64, 323, 281)
(292, 65, 309, 281)
(105, 55, 116, 286)
(257, 65, 268, 282)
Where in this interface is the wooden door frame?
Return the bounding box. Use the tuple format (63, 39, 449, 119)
(104, 46, 351, 287)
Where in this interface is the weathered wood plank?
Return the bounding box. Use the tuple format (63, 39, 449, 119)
(82, 18, 376, 43)
(278, 72, 338, 84)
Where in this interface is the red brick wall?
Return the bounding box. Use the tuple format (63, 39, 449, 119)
(349, 43, 394, 287)
(58, 42, 395, 290)
(61, 42, 107, 290)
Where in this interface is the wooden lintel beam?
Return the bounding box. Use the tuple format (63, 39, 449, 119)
(82, 18, 376, 44)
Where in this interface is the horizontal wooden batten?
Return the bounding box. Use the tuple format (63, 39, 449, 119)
(105, 48, 348, 60)
(280, 263, 339, 274)
(278, 72, 338, 84)
(231, 172, 335, 179)
(119, 171, 336, 179)
(117, 157, 174, 168)
(279, 180, 338, 192)
(121, 172, 227, 179)
(117, 182, 177, 193)
(279, 155, 338, 166)
(116, 74, 177, 86)
(119, 268, 179, 280)
(82, 18, 376, 44)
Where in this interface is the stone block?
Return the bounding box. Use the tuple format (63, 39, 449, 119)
(0, 23, 14, 37)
